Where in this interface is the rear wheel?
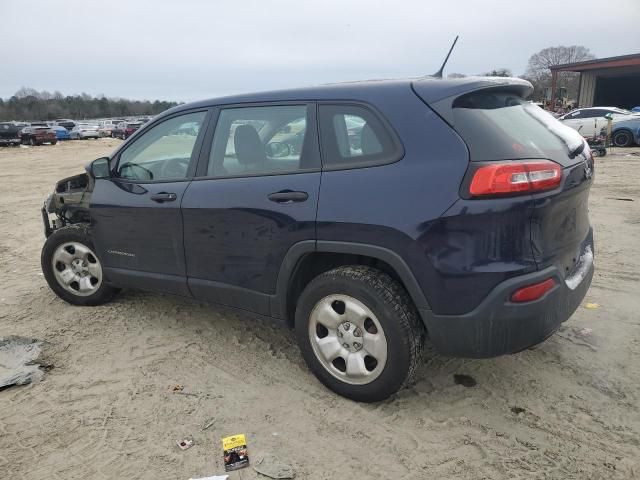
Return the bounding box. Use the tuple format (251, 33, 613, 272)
(612, 130, 633, 147)
(41, 225, 119, 306)
(295, 266, 424, 402)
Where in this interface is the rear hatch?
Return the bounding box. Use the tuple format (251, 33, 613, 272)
(413, 79, 593, 283)
(0, 123, 22, 140)
(33, 127, 55, 138)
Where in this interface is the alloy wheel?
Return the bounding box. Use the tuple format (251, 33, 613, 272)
(51, 242, 103, 297)
(308, 294, 388, 385)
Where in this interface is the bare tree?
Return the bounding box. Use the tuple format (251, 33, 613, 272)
(523, 45, 596, 102)
(525, 45, 595, 80)
(481, 68, 512, 77)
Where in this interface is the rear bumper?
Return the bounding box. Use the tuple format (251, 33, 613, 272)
(421, 234, 594, 358)
(0, 139, 20, 145)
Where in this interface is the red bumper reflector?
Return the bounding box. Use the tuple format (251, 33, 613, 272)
(511, 278, 556, 303)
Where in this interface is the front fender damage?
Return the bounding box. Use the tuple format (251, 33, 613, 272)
(42, 172, 93, 237)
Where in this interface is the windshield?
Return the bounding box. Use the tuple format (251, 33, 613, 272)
(452, 90, 585, 163)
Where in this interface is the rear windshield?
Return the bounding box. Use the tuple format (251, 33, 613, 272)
(452, 91, 584, 162)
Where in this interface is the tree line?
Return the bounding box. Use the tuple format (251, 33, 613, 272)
(0, 87, 179, 122)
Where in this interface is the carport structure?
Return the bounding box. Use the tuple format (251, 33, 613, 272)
(550, 53, 640, 109)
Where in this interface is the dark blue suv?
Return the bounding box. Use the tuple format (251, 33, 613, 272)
(41, 77, 594, 401)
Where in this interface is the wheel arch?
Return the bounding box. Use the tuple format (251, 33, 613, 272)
(612, 128, 635, 146)
(272, 240, 431, 326)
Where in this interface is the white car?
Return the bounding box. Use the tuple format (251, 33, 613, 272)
(97, 119, 124, 137)
(70, 124, 100, 140)
(558, 107, 633, 136)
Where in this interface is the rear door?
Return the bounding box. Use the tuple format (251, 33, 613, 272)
(181, 103, 321, 315)
(90, 110, 209, 295)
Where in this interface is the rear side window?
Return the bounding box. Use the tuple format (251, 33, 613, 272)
(318, 104, 401, 169)
(452, 91, 584, 163)
(207, 105, 319, 178)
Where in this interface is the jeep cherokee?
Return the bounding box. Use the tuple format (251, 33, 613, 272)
(40, 76, 594, 402)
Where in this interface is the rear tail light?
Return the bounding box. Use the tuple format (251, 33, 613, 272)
(511, 278, 555, 303)
(469, 160, 561, 197)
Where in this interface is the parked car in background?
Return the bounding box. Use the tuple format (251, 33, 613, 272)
(0, 122, 23, 146)
(559, 107, 632, 136)
(21, 126, 57, 145)
(52, 125, 71, 141)
(604, 116, 640, 147)
(70, 124, 100, 140)
(98, 119, 124, 137)
(56, 119, 76, 131)
(111, 121, 142, 139)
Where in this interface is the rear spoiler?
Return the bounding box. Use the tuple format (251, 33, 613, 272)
(411, 76, 533, 125)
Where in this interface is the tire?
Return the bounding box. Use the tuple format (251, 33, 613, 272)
(295, 266, 425, 402)
(51, 140, 57, 145)
(612, 130, 633, 148)
(29, 137, 35, 146)
(41, 224, 119, 306)
(591, 148, 599, 158)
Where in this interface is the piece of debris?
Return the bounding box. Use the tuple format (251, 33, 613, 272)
(201, 418, 215, 431)
(0, 336, 44, 390)
(253, 454, 296, 479)
(177, 437, 194, 450)
(585, 303, 600, 309)
(511, 406, 526, 415)
(171, 384, 184, 392)
(222, 434, 249, 471)
(607, 197, 634, 202)
(576, 327, 593, 338)
(453, 374, 477, 388)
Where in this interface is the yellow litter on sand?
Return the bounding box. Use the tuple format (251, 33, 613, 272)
(585, 303, 600, 309)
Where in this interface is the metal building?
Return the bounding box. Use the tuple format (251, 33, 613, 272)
(550, 53, 640, 109)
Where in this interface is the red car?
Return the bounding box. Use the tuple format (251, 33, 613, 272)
(111, 121, 142, 140)
(21, 126, 57, 146)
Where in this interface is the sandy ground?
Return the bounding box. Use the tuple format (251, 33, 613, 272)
(1, 139, 639, 480)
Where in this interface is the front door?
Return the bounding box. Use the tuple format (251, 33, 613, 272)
(91, 110, 209, 296)
(181, 104, 321, 315)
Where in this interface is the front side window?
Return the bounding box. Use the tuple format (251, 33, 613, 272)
(207, 105, 318, 177)
(116, 111, 206, 181)
(318, 104, 400, 169)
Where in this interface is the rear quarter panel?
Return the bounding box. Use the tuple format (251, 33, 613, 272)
(316, 86, 471, 311)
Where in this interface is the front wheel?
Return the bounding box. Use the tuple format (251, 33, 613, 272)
(41, 225, 119, 306)
(295, 266, 424, 402)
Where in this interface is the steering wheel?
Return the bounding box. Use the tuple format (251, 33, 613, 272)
(159, 157, 190, 179)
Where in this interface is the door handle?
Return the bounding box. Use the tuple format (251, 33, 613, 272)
(268, 190, 309, 203)
(150, 192, 177, 203)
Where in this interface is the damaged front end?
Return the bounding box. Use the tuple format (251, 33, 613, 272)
(42, 172, 93, 237)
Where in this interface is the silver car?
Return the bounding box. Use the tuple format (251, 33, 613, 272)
(70, 124, 100, 140)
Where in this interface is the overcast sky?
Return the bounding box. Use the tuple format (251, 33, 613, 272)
(4, 0, 640, 102)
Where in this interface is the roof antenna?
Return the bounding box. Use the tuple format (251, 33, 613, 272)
(432, 35, 459, 78)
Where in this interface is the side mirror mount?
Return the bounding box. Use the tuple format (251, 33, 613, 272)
(91, 157, 111, 179)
